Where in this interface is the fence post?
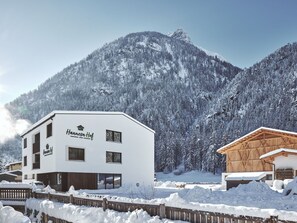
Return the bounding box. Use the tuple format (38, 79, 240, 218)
(69, 194, 74, 204)
(47, 192, 51, 200)
(102, 198, 107, 211)
(159, 204, 166, 219)
(269, 216, 278, 223)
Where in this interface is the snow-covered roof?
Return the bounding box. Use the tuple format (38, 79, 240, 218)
(225, 172, 267, 181)
(4, 161, 22, 167)
(217, 127, 297, 154)
(21, 110, 155, 136)
(0, 172, 18, 177)
(260, 148, 297, 160)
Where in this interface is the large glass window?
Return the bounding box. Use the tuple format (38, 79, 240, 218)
(97, 173, 122, 189)
(47, 123, 52, 138)
(106, 130, 122, 143)
(106, 151, 122, 163)
(68, 147, 85, 161)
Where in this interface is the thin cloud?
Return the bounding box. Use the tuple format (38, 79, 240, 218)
(0, 106, 31, 144)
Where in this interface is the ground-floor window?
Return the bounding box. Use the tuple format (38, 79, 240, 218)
(98, 173, 122, 189)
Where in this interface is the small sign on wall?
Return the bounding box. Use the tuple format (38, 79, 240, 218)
(43, 144, 53, 156)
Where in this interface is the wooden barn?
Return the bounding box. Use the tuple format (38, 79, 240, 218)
(217, 127, 297, 189)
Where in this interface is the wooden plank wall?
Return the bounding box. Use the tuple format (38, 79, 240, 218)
(226, 135, 297, 172)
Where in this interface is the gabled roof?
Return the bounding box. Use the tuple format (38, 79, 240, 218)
(21, 110, 155, 137)
(260, 148, 297, 160)
(4, 161, 22, 167)
(217, 127, 297, 154)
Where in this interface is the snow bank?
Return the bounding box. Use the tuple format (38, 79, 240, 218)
(26, 198, 185, 223)
(283, 177, 297, 196)
(0, 182, 31, 189)
(0, 202, 30, 223)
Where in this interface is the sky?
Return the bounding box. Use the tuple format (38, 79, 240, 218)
(0, 0, 297, 105)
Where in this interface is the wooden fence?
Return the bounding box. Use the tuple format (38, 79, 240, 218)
(1, 188, 296, 223)
(0, 187, 32, 201)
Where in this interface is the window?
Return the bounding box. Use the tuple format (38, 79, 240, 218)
(47, 123, 52, 138)
(24, 174, 28, 180)
(23, 138, 27, 149)
(32, 174, 35, 179)
(266, 174, 273, 180)
(23, 156, 27, 166)
(34, 133, 40, 143)
(106, 151, 122, 163)
(97, 173, 122, 189)
(68, 147, 85, 161)
(106, 130, 122, 143)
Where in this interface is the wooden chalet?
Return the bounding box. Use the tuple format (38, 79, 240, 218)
(217, 127, 297, 189)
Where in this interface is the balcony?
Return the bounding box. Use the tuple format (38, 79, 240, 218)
(33, 142, 40, 154)
(32, 162, 40, 169)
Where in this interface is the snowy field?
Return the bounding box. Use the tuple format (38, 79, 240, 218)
(2, 171, 297, 222)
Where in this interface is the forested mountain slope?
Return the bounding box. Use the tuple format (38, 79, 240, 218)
(4, 30, 241, 172)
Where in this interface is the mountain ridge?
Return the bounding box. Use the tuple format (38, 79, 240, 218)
(3, 30, 297, 174)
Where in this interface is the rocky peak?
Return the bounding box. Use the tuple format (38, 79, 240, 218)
(169, 29, 191, 44)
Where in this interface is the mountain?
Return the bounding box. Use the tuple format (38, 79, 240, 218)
(3, 29, 241, 172)
(192, 42, 297, 171)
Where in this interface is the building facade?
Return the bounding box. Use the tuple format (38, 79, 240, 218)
(21, 111, 155, 191)
(217, 127, 297, 189)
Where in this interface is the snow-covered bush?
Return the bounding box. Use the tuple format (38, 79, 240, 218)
(273, 180, 284, 190)
(173, 164, 185, 176)
(0, 202, 30, 223)
(283, 177, 297, 196)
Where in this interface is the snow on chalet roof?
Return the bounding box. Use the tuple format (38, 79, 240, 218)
(0, 172, 18, 177)
(260, 148, 297, 160)
(217, 127, 297, 154)
(225, 172, 267, 181)
(21, 111, 155, 136)
(4, 161, 22, 167)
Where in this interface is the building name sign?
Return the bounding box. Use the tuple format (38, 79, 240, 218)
(43, 144, 53, 156)
(66, 125, 94, 140)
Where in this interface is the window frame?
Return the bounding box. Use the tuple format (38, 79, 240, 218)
(47, 123, 53, 138)
(23, 156, 27, 167)
(23, 138, 27, 149)
(68, 147, 85, 161)
(106, 151, 122, 164)
(106, 130, 122, 143)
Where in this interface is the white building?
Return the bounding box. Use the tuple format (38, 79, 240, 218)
(21, 111, 155, 191)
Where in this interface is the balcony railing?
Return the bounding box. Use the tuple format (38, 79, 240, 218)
(32, 162, 40, 169)
(33, 142, 40, 154)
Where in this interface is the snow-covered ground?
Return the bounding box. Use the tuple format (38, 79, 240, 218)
(26, 199, 186, 223)
(2, 172, 297, 222)
(0, 202, 30, 223)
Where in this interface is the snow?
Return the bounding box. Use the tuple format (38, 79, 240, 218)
(3, 172, 297, 222)
(25, 198, 185, 223)
(0, 181, 31, 189)
(260, 148, 297, 159)
(0, 202, 30, 223)
(156, 170, 221, 184)
(225, 172, 266, 181)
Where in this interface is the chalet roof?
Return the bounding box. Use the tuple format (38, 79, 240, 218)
(4, 161, 22, 167)
(260, 148, 297, 160)
(217, 127, 297, 154)
(0, 172, 18, 177)
(225, 172, 267, 181)
(21, 110, 155, 137)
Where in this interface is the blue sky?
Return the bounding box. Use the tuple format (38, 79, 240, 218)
(0, 0, 297, 105)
